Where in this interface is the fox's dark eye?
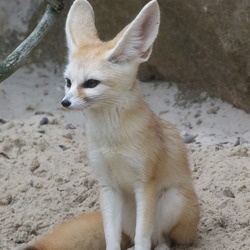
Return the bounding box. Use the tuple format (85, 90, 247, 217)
(65, 78, 71, 88)
(82, 79, 100, 88)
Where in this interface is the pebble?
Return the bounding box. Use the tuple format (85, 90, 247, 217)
(0, 118, 7, 124)
(35, 111, 54, 116)
(194, 112, 201, 118)
(37, 130, 45, 134)
(73, 194, 87, 204)
(183, 122, 193, 129)
(234, 137, 241, 146)
(158, 110, 169, 116)
(66, 123, 76, 130)
(0, 151, 10, 159)
(26, 105, 36, 111)
(30, 157, 40, 172)
(238, 185, 246, 192)
(184, 134, 197, 144)
(51, 118, 59, 125)
(207, 106, 220, 114)
(196, 119, 202, 125)
(30, 180, 34, 187)
(223, 188, 235, 198)
(0, 195, 12, 206)
(15, 238, 27, 244)
(62, 133, 73, 140)
(20, 185, 30, 193)
(3, 121, 14, 130)
(39, 117, 49, 126)
(35, 183, 44, 189)
(58, 145, 69, 151)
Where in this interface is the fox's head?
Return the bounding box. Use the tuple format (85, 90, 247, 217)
(61, 0, 160, 110)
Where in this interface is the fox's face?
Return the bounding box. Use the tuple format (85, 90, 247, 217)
(62, 0, 160, 111)
(62, 41, 140, 110)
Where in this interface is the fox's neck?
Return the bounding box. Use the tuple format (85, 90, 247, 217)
(84, 82, 152, 143)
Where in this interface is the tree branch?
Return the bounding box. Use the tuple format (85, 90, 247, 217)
(0, 0, 64, 83)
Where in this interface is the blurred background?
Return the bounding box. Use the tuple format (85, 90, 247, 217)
(1, 0, 250, 113)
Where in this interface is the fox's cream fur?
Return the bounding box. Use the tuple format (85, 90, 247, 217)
(24, 0, 199, 249)
(23, 212, 131, 250)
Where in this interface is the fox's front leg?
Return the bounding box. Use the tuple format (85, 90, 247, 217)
(132, 182, 156, 250)
(100, 186, 123, 250)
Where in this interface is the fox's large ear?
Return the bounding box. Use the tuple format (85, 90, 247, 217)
(66, 0, 98, 51)
(106, 0, 160, 63)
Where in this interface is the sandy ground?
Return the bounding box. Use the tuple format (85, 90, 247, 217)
(0, 66, 250, 250)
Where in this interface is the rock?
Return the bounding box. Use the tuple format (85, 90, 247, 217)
(0, 118, 7, 124)
(62, 133, 73, 140)
(30, 180, 34, 187)
(194, 112, 201, 118)
(35, 183, 43, 189)
(238, 185, 246, 192)
(0, 151, 10, 159)
(51, 118, 59, 125)
(0, 195, 12, 206)
(1, 0, 250, 113)
(196, 119, 202, 125)
(35, 111, 53, 116)
(207, 107, 220, 115)
(184, 134, 197, 144)
(223, 188, 235, 198)
(37, 130, 45, 134)
(30, 157, 40, 172)
(58, 145, 69, 151)
(65, 123, 76, 130)
(73, 194, 88, 204)
(26, 105, 36, 111)
(3, 121, 14, 130)
(39, 117, 49, 126)
(20, 185, 30, 193)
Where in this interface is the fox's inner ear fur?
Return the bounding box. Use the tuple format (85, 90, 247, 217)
(66, 0, 98, 51)
(107, 0, 160, 64)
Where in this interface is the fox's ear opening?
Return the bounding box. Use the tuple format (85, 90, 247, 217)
(106, 0, 160, 64)
(66, 0, 98, 52)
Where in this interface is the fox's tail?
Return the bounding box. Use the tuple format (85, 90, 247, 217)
(23, 212, 131, 250)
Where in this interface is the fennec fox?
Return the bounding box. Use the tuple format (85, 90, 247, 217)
(24, 0, 199, 249)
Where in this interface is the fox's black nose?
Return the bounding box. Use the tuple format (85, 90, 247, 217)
(61, 99, 71, 107)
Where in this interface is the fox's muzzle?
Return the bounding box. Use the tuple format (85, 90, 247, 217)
(61, 99, 71, 108)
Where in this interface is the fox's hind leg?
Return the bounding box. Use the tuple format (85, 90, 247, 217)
(169, 188, 200, 245)
(153, 187, 199, 248)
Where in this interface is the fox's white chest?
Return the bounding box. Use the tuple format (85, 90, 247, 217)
(88, 145, 140, 192)
(85, 108, 145, 191)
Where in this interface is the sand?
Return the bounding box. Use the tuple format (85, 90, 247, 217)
(0, 66, 249, 250)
